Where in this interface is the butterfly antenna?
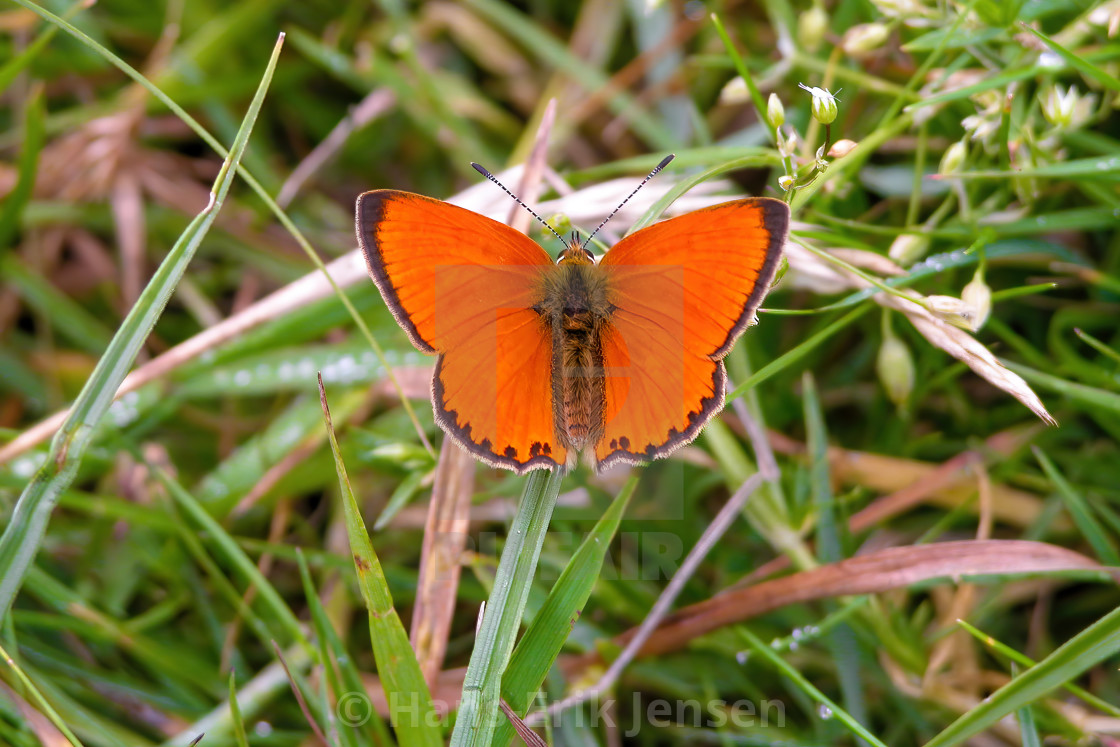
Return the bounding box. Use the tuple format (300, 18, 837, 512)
(471, 163, 566, 245)
(584, 153, 675, 247)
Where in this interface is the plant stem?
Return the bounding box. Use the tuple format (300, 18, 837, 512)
(450, 468, 565, 747)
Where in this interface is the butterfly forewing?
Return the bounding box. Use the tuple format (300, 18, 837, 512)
(357, 190, 566, 472)
(595, 197, 789, 468)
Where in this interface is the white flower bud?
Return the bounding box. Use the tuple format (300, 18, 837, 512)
(888, 233, 930, 265)
(842, 23, 890, 57)
(877, 315, 915, 407)
(939, 140, 967, 175)
(778, 128, 799, 158)
(961, 269, 992, 331)
(767, 93, 785, 128)
(799, 5, 828, 52)
(827, 138, 858, 158)
(719, 76, 750, 104)
(1040, 84, 1095, 129)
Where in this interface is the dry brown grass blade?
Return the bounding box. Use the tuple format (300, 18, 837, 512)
(563, 12, 703, 132)
(0, 681, 70, 747)
(271, 641, 329, 745)
(607, 540, 1102, 660)
(277, 89, 397, 208)
(111, 169, 146, 310)
(738, 426, 1057, 587)
(500, 698, 548, 747)
(881, 294, 1058, 426)
(506, 98, 557, 233)
(410, 440, 475, 689)
(783, 240, 1057, 425)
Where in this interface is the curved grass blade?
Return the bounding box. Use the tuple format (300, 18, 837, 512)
(1019, 23, 1120, 93)
(0, 639, 85, 747)
(228, 671, 250, 747)
(0, 33, 286, 621)
(924, 604, 1120, 747)
(730, 304, 872, 400)
(738, 627, 889, 747)
(298, 549, 390, 747)
(318, 376, 443, 747)
(956, 619, 1120, 718)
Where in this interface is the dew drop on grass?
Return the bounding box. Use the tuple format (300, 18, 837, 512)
(736, 650, 749, 664)
(818, 704, 834, 720)
(12, 455, 43, 479)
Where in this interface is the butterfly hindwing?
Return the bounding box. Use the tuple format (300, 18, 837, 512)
(357, 190, 566, 472)
(594, 198, 788, 468)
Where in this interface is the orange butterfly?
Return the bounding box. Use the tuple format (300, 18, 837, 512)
(356, 156, 789, 473)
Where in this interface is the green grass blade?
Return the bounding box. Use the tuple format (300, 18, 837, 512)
(1019, 24, 1120, 92)
(738, 627, 889, 747)
(450, 468, 566, 747)
(730, 305, 872, 400)
(319, 377, 443, 747)
(228, 671, 251, 747)
(153, 466, 308, 649)
(956, 620, 1120, 718)
(297, 550, 387, 747)
(0, 83, 45, 255)
(0, 33, 285, 621)
(925, 605, 1120, 747)
(710, 13, 771, 147)
(492, 477, 638, 746)
(626, 154, 781, 235)
(0, 639, 85, 747)
(1032, 447, 1120, 566)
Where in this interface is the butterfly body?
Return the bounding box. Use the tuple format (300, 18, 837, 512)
(357, 186, 789, 474)
(537, 242, 612, 461)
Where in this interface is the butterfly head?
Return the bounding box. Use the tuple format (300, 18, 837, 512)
(557, 232, 595, 266)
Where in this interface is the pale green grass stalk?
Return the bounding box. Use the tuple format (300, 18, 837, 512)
(450, 468, 565, 747)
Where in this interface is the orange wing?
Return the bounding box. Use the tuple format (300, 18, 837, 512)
(594, 197, 788, 469)
(356, 190, 566, 473)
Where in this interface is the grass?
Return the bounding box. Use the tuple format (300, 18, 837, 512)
(1, 1, 1119, 746)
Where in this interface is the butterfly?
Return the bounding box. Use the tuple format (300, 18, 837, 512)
(356, 156, 789, 474)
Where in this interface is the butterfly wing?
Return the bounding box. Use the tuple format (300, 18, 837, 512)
(357, 190, 566, 472)
(594, 197, 789, 469)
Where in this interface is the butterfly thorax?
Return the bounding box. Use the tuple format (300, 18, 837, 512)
(537, 239, 613, 456)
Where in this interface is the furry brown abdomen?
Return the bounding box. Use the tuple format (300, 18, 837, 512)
(537, 256, 613, 455)
(557, 307, 605, 449)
